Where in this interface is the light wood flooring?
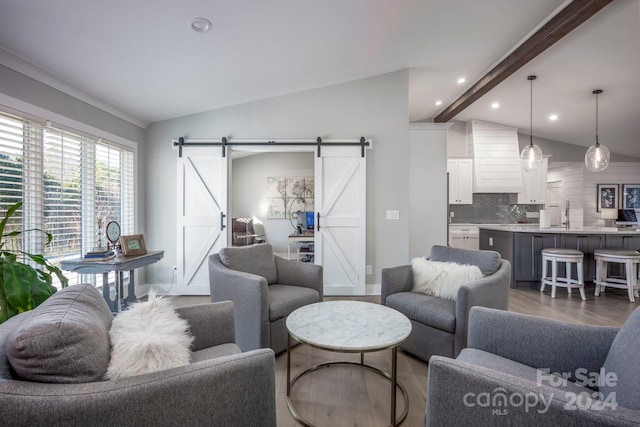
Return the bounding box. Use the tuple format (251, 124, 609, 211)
(173, 285, 637, 427)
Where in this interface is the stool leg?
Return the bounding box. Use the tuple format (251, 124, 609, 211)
(594, 258, 602, 296)
(635, 263, 640, 299)
(578, 260, 586, 301)
(601, 261, 608, 293)
(541, 257, 547, 292)
(551, 259, 557, 299)
(566, 261, 572, 295)
(627, 260, 636, 303)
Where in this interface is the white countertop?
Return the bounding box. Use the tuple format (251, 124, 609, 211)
(477, 225, 640, 234)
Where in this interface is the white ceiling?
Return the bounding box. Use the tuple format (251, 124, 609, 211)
(0, 0, 638, 157)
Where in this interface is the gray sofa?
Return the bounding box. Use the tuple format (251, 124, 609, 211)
(381, 245, 511, 362)
(426, 306, 640, 426)
(208, 243, 323, 354)
(0, 284, 276, 427)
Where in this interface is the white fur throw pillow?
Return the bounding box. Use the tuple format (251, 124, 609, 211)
(410, 258, 483, 301)
(105, 291, 193, 380)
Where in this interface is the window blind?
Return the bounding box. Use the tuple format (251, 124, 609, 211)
(0, 109, 135, 289)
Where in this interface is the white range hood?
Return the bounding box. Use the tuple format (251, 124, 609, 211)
(466, 119, 524, 193)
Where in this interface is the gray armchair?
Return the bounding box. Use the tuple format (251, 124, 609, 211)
(381, 245, 511, 362)
(0, 284, 276, 427)
(426, 306, 640, 426)
(208, 243, 323, 354)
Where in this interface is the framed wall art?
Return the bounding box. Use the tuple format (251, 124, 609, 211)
(596, 184, 619, 212)
(120, 234, 147, 256)
(622, 184, 640, 209)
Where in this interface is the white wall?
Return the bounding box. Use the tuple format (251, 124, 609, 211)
(231, 152, 314, 256)
(144, 70, 414, 291)
(548, 162, 640, 228)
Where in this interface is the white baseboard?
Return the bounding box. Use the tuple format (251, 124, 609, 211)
(366, 283, 381, 295)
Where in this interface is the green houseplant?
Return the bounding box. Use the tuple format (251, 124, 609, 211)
(0, 202, 68, 324)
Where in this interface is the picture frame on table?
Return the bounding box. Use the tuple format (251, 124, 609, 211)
(596, 184, 619, 212)
(120, 234, 147, 256)
(622, 184, 640, 209)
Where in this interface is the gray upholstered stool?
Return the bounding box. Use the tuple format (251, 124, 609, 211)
(594, 248, 640, 302)
(540, 248, 585, 300)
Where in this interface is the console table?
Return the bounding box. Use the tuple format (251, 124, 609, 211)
(60, 250, 164, 312)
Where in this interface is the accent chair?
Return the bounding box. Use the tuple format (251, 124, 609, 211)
(208, 243, 323, 354)
(381, 245, 511, 362)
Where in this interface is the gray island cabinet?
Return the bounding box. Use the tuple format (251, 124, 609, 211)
(479, 226, 640, 288)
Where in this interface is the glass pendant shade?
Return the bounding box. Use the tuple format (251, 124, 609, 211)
(585, 142, 610, 172)
(521, 143, 543, 171)
(585, 89, 610, 172)
(521, 75, 543, 172)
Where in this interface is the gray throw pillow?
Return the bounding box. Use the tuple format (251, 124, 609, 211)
(600, 307, 640, 410)
(429, 245, 501, 276)
(219, 243, 278, 284)
(6, 284, 113, 383)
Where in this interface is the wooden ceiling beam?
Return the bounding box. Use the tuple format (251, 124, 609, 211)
(434, 0, 614, 123)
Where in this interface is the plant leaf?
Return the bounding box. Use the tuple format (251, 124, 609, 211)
(2, 259, 42, 312)
(0, 202, 22, 239)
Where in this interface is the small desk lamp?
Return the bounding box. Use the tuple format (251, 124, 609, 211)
(600, 208, 618, 227)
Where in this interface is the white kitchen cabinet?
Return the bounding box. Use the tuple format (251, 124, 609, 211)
(447, 159, 473, 204)
(449, 226, 479, 250)
(517, 158, 548, 204)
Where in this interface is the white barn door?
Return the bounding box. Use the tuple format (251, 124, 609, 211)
(315, 146, 366, 296)
(177, 146, 228, 294)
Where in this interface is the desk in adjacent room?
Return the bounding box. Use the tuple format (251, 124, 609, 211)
(288, 233, 314, 262)
(61, 250, 164, 312)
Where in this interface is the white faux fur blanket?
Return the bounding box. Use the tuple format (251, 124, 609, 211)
(410, 258, 483, 301)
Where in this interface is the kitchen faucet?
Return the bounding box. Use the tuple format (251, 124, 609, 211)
(564, 198, 570, 229)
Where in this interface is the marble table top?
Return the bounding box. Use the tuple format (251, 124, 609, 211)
(286, 301, 412, 352)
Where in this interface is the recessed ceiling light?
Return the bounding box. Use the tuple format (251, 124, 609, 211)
(491, 102, 500, 109)
(435, 100, 443, 106)
(549, 114, 558, 121)
(189, 17, 212, 33)
(457, 77, 466, 85)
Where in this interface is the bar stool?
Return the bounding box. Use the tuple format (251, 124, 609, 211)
(540, 248, 586, 300)
(594, 249, 640, 302)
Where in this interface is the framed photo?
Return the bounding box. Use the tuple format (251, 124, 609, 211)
(597, 184, 619, 212)
(120, 234, 147, 256)
(622, 184, 640, 209)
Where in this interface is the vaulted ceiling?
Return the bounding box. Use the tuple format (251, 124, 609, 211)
(0, 0, 638, 157)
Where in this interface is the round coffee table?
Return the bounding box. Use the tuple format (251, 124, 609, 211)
(286, 300, 412, 426)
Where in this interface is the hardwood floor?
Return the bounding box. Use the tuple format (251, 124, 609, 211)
(172, 286, 637, 426)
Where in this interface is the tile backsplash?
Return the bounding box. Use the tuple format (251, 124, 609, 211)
(450, 193, 542, 224)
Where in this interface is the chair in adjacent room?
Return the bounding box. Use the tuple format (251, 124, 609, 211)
(208, 243, 323, 354)
(381, 245, 511, 362)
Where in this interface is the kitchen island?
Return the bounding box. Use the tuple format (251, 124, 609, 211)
(478, 225, 640, 288)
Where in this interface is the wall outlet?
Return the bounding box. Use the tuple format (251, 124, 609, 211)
(488, 237, 494, 247)
(386, 210, 400, 220)
(450, 211, 454, 218)
(366, 265, 372, 275)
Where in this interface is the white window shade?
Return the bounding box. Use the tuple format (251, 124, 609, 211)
(0, 110, 135, 288)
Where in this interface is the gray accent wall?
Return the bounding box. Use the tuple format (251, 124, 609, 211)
(144, 70, 415, 289)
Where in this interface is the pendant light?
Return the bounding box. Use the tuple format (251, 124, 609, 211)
(520, 75, 543, 171)
(585, 89, 610, 172)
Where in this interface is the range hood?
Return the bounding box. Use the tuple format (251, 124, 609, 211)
(466, 119, 524, 193)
